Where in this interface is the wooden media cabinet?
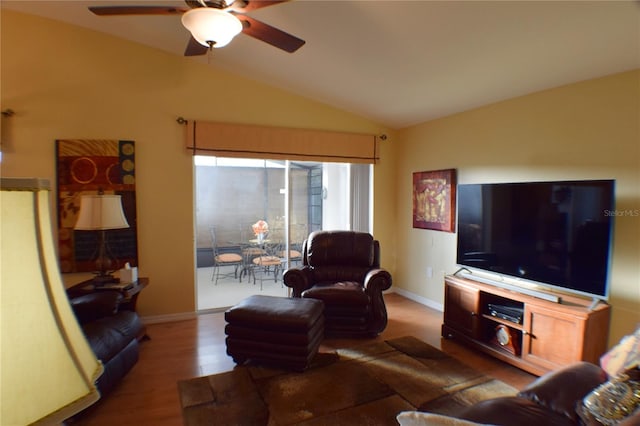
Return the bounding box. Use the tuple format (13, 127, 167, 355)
(442, 275, 610, 376)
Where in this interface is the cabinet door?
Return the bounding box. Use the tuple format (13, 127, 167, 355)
(444, 281, 481, 339)
(521, 304, 585, 371)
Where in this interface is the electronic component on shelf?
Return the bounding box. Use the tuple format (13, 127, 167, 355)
(488, 303, 524, 325)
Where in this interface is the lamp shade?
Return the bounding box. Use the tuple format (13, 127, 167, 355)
(1, 178, 103, 425)
(74, 194, 129, 231)
(181, 8, 243, 48)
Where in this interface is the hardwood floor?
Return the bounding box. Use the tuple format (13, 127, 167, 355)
(72, 293, 536, 426)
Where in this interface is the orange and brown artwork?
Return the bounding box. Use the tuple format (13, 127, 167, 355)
(56, 139, 138, 273)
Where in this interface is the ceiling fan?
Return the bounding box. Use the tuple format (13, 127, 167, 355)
(89, 0, 305, 56)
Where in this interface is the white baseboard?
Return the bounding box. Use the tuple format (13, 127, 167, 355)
(391, 288, 443, 312)
(141, 311, 197, 324)
(196, 307, 230, 315)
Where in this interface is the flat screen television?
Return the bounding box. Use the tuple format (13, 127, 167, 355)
(456, 180, 615, 301)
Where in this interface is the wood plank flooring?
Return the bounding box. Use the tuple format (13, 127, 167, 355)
(71, 293, 536, 426)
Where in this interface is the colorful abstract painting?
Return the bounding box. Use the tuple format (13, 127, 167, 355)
(56, 139, 138, 273)
(413, 169, 457, 232)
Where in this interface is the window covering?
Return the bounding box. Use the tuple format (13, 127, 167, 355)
(186, 120, 378, 164)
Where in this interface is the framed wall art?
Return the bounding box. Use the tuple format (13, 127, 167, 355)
(412, 168, 457, 232)
(56, 139, 138, 273)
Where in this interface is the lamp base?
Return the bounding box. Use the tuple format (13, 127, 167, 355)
(92, 274, 120, 286)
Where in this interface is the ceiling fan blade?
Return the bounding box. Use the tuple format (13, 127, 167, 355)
(184, 36, 209, 56)
(230, 0, 288, 13)
(89, 6, 187, 16)
(236, 15, 305, 53)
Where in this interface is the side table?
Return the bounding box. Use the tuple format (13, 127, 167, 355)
(67, 277, 150, 340)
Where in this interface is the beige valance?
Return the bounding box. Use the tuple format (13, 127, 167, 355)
(185, 120, 378, 164)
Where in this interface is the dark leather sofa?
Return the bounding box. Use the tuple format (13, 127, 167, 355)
(69, 291, 143, 396)
(399, 361, 639, 426)
(451, 362, 605, 426)
(456, 362, 639, 426)
(283, 230, 392, 336)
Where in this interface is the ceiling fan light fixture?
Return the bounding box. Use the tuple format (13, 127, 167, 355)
(181, 8, 243, 48)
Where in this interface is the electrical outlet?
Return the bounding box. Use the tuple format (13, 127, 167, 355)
(426, 266, 433, 278)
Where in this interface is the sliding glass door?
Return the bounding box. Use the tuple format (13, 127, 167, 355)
(194, 156, 371, 311)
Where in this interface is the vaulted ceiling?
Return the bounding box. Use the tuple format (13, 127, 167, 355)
(3, 0, 639, 129)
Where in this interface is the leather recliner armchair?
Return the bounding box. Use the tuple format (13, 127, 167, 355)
(283, 230, 392, 337)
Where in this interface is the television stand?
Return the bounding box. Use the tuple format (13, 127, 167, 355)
(442, 275, 610, 376)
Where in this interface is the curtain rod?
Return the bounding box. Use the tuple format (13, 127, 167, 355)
(179, 117, 387, 141)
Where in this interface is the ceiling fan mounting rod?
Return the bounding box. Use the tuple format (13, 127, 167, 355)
(233, 0, 247, 9)
(190, 0, 234, 9)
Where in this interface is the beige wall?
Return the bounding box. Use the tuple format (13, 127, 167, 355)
(395, 70, 640, 345)
(0, 11, 393, 319)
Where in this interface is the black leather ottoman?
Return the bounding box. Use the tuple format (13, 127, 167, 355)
(224, 295, 324, 370)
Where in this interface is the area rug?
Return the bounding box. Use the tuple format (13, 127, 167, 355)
(177, 336, 518, 425)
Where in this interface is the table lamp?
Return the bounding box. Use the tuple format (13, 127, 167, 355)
(74, 191, 130, 284)
(1, 178, 103, 425)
